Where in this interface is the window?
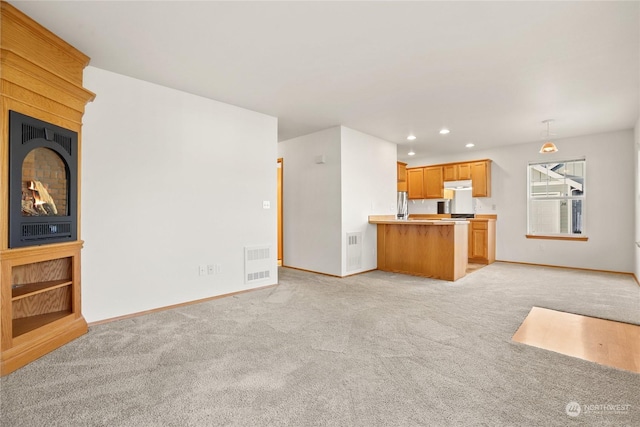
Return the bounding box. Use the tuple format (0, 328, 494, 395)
(527, 159, 586, 239)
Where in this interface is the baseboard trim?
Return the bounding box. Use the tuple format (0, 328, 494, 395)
(633, 273, 639, 287)
(280, 265, 376, 278)
(88, 283, 278, 327)
(496, 260, 635, 278)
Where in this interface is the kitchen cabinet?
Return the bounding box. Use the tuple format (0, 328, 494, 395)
(370, 218, 468, 281)
(423, 166, 444, 199)
(409, 166, 443, 199)
(397, 162, 407, 192)
(468, 219, 496, 264)
(471, 160, 491, 197)
(409, 159, 490, 199)
(407, 167, 424, 199)
(443, 163, 472, 181)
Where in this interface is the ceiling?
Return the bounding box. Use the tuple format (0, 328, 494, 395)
(8, 1, 639, 160)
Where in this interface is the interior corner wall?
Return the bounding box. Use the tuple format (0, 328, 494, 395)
(340, 127, 397, 276)
(635, 116, 640, 281)
(278, 127, 343, 276)
(81, 67, 278, 323)
(407, 129, 635, 273)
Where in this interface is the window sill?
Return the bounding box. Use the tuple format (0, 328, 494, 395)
(526, 234, 588, 242)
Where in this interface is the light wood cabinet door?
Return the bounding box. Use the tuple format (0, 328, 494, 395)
(444, 163, 472, 182)
(468, 220, 496, 264)
(443, 164, 457, 181)
(470, 228, 488, 260)
(471, 161, 491, 197)
(397, 162, 408, 192)
(423, 166, 444, 199)
(407, 168, 424, 199)
(458, 163, 472, 180)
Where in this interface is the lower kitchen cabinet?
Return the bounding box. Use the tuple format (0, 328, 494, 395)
(468, 219, 496, 264)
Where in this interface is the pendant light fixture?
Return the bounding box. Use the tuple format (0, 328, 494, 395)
(539, 119, 558, 153)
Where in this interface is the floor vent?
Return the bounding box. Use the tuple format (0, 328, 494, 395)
(245, 245, 272, 284)
(346, 232, 362, 272)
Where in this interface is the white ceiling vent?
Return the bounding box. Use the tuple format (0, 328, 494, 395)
(245, 245, 273, 284)
(346, 232, 362, 272)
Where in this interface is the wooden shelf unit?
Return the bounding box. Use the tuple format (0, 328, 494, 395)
(0, 1, 94, 375)
(1, 242, 85, 373)
(12, 279, 72, 300)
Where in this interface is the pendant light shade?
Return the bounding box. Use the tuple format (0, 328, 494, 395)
(539, 119, 558, 154)
(539, 142, 558, 153)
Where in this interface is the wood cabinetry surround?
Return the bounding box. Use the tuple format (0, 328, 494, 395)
(409, 215, 497, 265)
(1, 1, 95, 375)
(408, 159, 492, 199)
(370, 218, 468, 281)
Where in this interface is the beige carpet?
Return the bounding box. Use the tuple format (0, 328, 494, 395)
(1, 262, 639, 426)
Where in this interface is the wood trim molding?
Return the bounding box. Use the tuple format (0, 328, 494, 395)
(496, 260, 635, 278)
(88, 284, 279, 327)
(406, 158, 492, 169)
(526, 234, 588, 242)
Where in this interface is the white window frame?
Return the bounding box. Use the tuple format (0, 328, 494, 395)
(527, 158, 587, 240)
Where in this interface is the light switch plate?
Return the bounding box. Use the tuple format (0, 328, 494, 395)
(263, 201, 270, 209)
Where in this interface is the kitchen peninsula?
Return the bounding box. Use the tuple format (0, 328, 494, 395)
(369, 216, 468, 281)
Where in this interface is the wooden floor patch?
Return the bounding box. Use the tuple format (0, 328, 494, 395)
(512, 307, 640, 373)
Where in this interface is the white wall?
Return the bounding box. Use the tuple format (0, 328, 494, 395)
(278, 126, 397, 276)
(635, 117, 640, 280)
(407, 130, 635, 273)
(81, 67, 278, 322)
(340, 127, 397, 276)
(278, 127, 343, 276)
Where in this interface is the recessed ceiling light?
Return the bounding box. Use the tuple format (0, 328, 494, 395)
(408, 150, 415, 156)
(439, 128, 450, 135)
(407, 135, 416, 140)
(465, 143, 475, 148)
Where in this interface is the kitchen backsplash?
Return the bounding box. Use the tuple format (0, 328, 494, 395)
(408, 197, 497, 215)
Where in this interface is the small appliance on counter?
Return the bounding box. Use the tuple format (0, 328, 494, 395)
(397, 191, 408, 220)
(437, 200, 450, 214)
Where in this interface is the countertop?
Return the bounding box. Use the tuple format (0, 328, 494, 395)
(368, 215, 469, 225)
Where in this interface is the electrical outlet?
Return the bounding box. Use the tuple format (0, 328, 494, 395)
(207, 264, 222, 275)
(263, 200, 270, 209)
(198, 265, 207, 276)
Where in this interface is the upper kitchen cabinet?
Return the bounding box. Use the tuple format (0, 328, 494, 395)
(409, 159, 491, 199)
(407, 167, 424, 199)
(443, 163, 472, 181)
(423, 166, 444, 199)
(470, 160, 491, 197)
(397, 162, 408, 192)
